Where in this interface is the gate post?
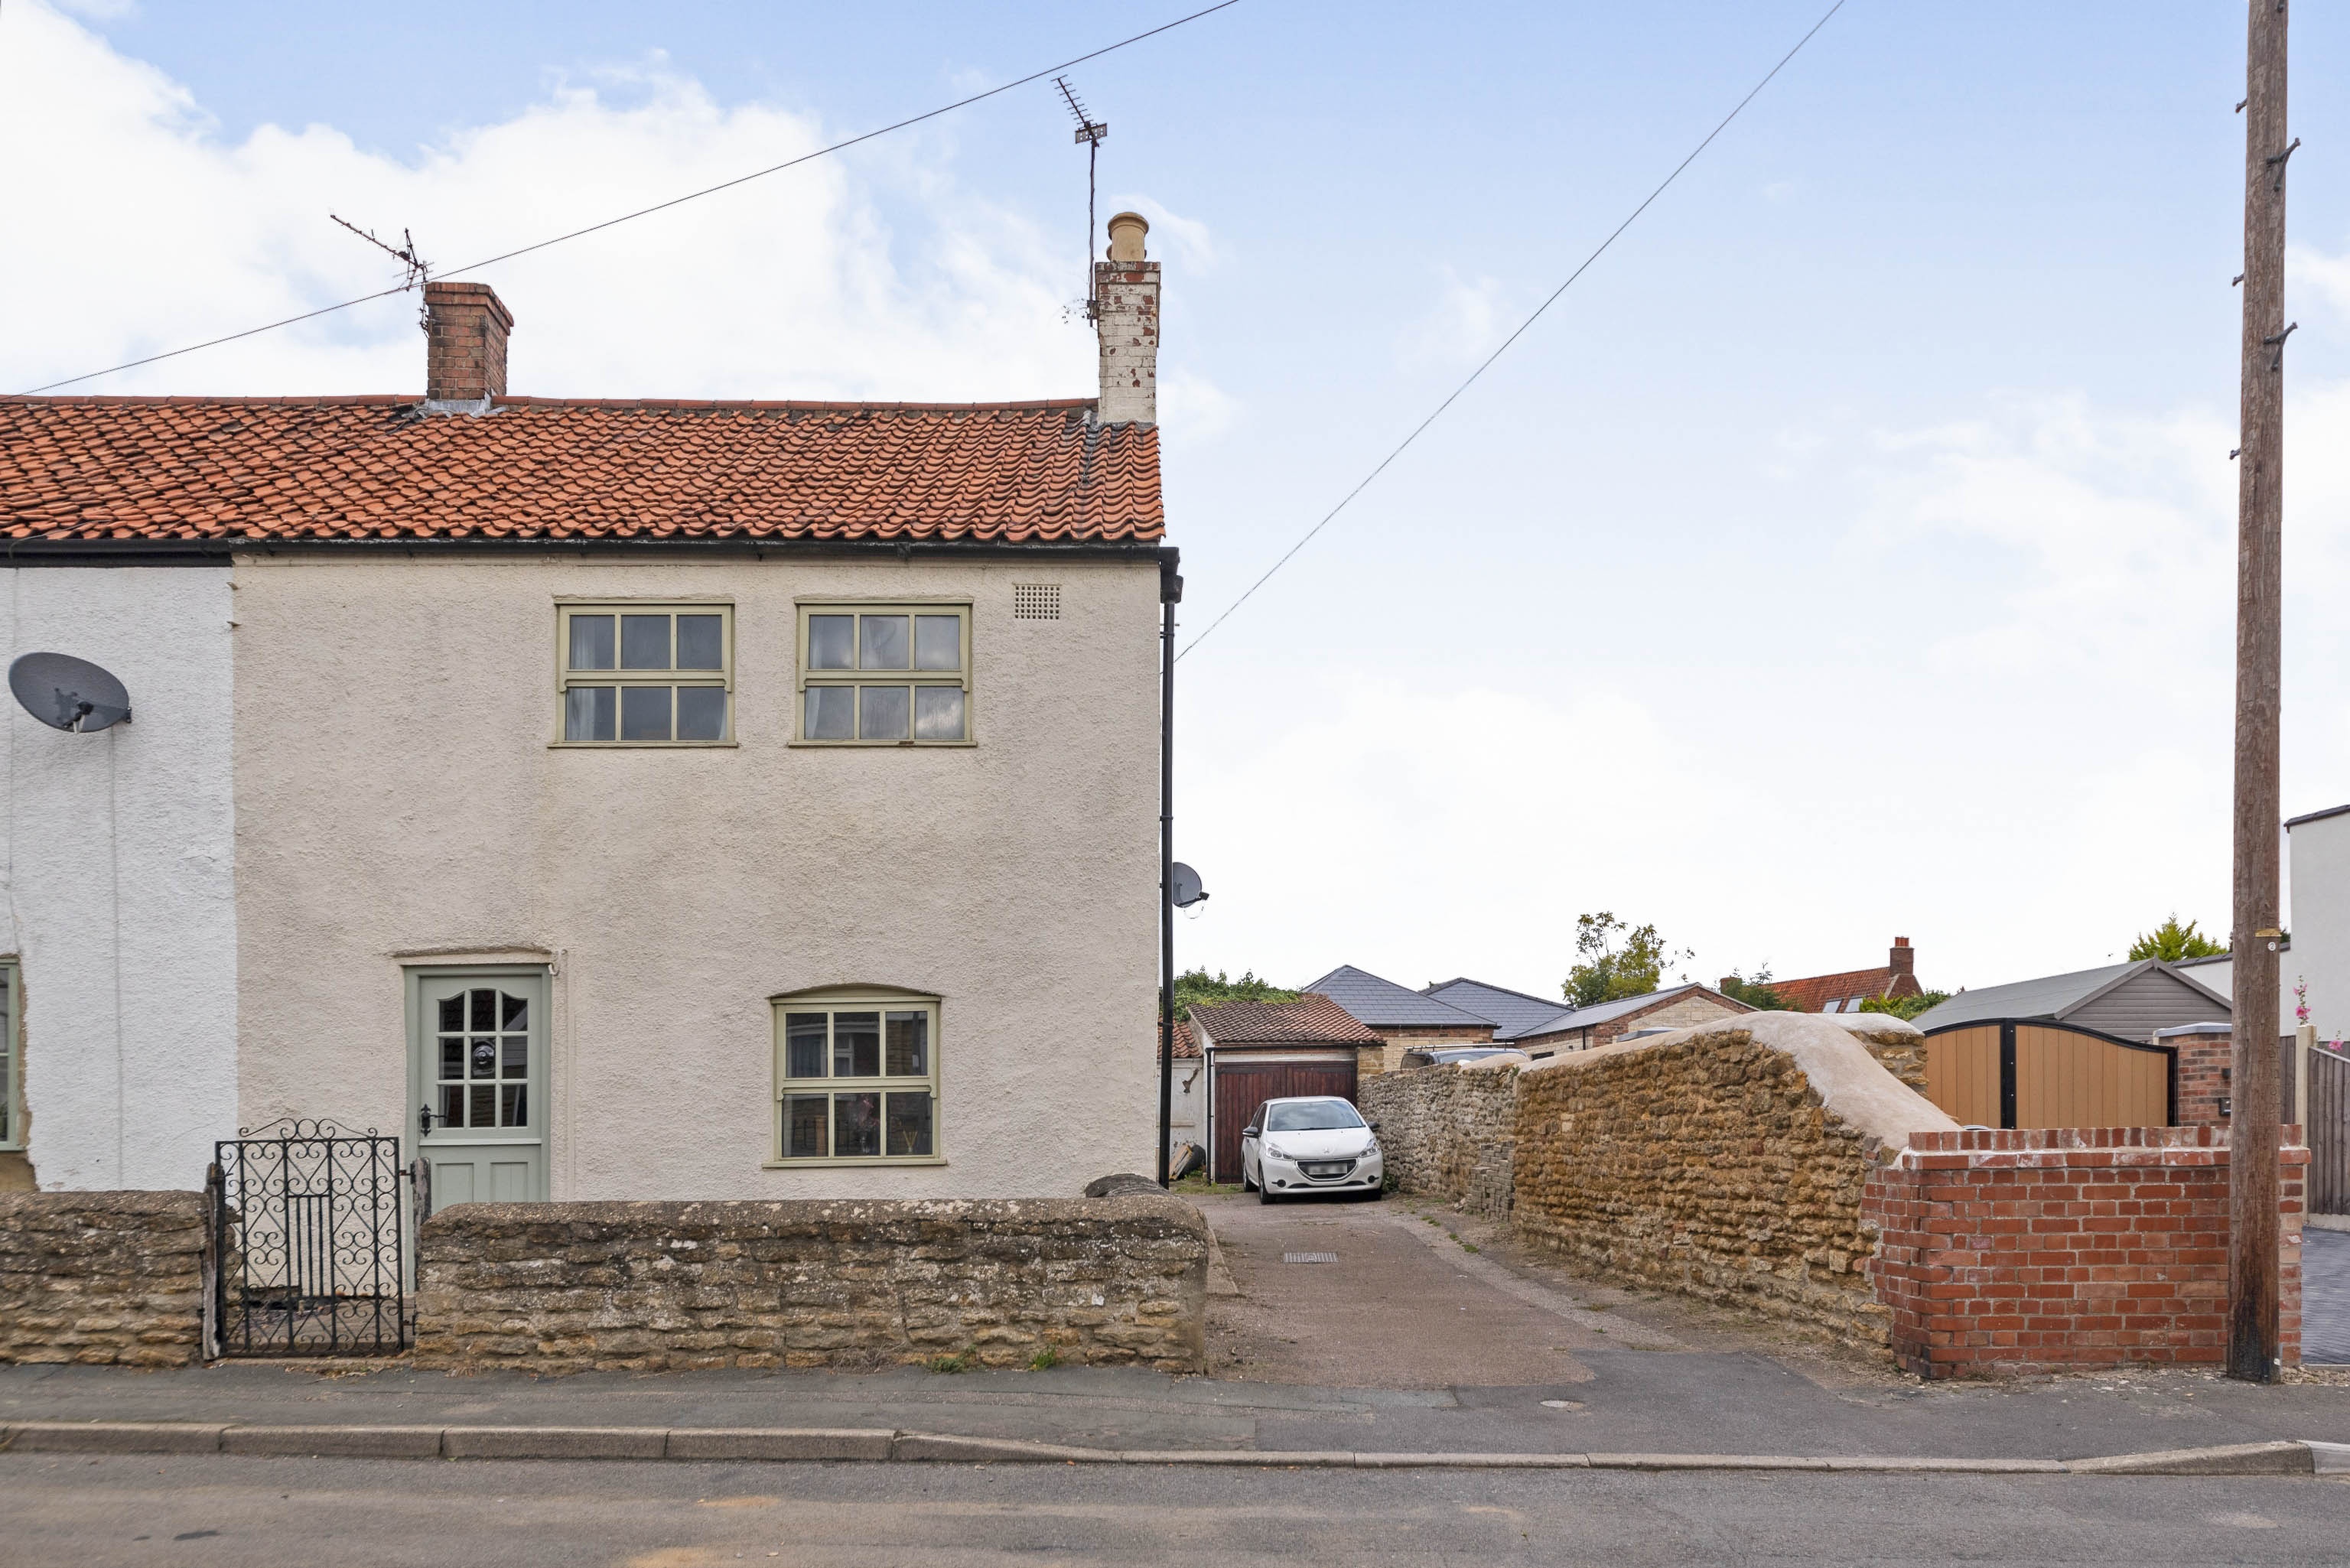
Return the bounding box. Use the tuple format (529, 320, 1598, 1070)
(200, 1162, 224, 1362)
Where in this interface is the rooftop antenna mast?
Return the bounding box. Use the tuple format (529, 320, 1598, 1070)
(1054, 76, 1108, 320)
(329, 214, 432, 327)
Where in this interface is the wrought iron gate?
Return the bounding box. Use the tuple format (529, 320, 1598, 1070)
(207, 1121, 415, 1357)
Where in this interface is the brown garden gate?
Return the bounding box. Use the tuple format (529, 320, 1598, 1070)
(1922, 1019, 2175, 1129)
(2309, 1044, 2350, 1217)
(1209, 1054, 1359, 1183)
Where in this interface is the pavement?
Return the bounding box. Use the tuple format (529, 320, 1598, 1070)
(5, 1190, 2347, 1466)
(5, 1454, 2348, 1567)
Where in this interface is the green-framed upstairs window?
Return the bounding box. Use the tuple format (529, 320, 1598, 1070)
(770, 991, 942, 1164)
(558, 601, 733, 745)
(797, 603, 970, 744)
(0, 960, 19, 1150)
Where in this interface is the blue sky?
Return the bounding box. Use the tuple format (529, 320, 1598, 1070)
(9, 1, 2350, 1002)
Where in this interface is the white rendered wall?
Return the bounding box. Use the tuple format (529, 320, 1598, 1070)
(2290, 812, 2350, 1040)
(1, 568, 238, 1189)
(233, 554, 1160, 1199)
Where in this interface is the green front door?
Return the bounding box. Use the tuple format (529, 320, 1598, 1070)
(408, 967, 548, 1208)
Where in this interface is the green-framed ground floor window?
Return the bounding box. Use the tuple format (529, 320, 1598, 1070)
(770, 988, 942, 1164)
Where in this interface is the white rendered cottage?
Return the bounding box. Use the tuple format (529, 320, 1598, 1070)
(0, 214, 1175, 1201)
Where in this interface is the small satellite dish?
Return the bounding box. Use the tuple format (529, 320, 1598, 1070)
(1171, 861, 1209, 909)
(9, 652, 132, 734)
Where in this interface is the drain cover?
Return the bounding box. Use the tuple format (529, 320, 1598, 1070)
(1282, 1251, 1339, 1264)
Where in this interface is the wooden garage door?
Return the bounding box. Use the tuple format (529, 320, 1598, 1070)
(1922, 1019, 2175, 1128)
(1211, 1057, 1359, 1183)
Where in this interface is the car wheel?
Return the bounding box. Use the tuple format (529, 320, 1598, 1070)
(1239, 1162, 1256, 1192)
(1258, 1184, 1278, 1205)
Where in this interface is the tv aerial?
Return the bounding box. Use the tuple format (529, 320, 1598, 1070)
(1055, 76, 1109, 321)
(1172, 862, 1209, 909)
(9, 652, 132, 733)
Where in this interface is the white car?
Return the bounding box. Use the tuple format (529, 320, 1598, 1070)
(1238, 1096, 1384, 1202)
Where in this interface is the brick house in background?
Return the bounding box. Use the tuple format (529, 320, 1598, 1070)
(1501, 982, 1753, 1054)
(1752, 936, 1927, 1013)
(1302, 965, 1496, 1072)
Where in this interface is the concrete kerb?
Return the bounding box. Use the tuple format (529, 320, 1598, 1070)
(0, 1423, 2330, 1475)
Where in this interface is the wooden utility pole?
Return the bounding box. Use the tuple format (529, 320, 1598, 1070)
(2228, 0, 2293, 1385)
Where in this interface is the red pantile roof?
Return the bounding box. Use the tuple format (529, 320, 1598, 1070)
(0, 396, 1161, 545)
(1766, 967, 1917, 1013)
(1186, 994, 1382, 1048)
(1170, 1019, 1199, 1059)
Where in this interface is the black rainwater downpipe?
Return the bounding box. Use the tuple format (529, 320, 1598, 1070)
(1157, 564, 1182, 1187)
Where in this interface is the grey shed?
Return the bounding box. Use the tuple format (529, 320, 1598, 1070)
(1909, 958, 2231, 1041)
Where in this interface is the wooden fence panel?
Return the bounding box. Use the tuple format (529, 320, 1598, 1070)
(2312, 1046, 2349, 1217)
(2015, 1023, 2169, 1129)
(1925, 1025, 2001, 1127)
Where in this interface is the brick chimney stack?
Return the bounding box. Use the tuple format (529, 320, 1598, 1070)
(1890, 936, 1915, 978)
(423, 281, 515, 405)
(1095, 212, 1157, 425)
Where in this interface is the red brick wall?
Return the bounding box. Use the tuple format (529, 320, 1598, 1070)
(2171, 1028, 2231, 1125)
(1864, 1126, 2304, 1379)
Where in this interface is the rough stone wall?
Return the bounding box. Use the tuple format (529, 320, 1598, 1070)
(0, 1191, 207, 1367)
(1854, 1028, 1928, 1092)
(414, 1196, 1207, 1374)
(1359, 1059, 1522, 1212)
(1867, 1127, 2304, 1378)
(1509, 1017, 1951, 1348)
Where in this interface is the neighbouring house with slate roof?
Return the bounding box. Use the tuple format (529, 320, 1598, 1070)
(0, 213, 1175, 1202)
(1300, 965, 1496, 1073)
(1505, 983, 1753, 1054)
(1910, 959, 2231, 1041)
(1315, 963, 1751, 1065)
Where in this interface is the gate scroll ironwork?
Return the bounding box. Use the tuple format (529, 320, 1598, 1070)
(209, 1120, 411, 1357)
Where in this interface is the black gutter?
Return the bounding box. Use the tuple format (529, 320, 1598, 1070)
(1157, 558, 1182, 1189)
(1, 536, 1177, 570)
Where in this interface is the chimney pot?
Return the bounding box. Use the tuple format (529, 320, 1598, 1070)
(423, 281, 515, 406)
(1094, 212, 1157, 425)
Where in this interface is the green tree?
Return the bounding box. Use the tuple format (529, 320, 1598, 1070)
(1858, 990, 1951, 1021)
(1173, 968, 1299, 1012)
(2127, 914, 2226, 963)
(1563, 912, 1691, 1008)
(1719, 967, 1798, 1012)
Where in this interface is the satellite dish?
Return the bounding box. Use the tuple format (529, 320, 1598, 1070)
(9, 652, 132, 733)
(1171, 861, 1209, 909)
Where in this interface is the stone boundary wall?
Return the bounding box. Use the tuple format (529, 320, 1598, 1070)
(414, 1196, 1208, 1374)
(1864, 1126, 2305, 1378)
(0, 1191, 208, 1367)
(1511, 1015, 1955, 1349)
(1359, 1059, 1522, 1214)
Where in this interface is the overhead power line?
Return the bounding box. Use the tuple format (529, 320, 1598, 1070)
(1177, 0, 1848, 661)
(15, 1, 1242, 397)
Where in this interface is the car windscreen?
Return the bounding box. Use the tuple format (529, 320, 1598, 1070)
(1265, 1100, 1365, 1132)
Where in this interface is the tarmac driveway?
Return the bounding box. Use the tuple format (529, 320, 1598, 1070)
(1196, 1189, 1686, 1389)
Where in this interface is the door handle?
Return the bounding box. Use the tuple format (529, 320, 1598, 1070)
(418, 1102, 437, 1136)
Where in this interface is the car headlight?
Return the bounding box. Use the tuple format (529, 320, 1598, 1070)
(1361, 1137, 1380, 1157)
(1264, 1142, 1295, 1161)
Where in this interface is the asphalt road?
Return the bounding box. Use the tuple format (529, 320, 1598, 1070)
(5, 1453, 2348, 1567)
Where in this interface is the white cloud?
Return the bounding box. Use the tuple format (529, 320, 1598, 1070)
(2290, 240, 2350, 327)
(1, 0, 1090, 402)
(1109, 195, 1222, 273)
(1396, 269, 1512, 367)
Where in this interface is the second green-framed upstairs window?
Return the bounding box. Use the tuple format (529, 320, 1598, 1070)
(798, 604, 969, 744)
(558, 603, 733, 745)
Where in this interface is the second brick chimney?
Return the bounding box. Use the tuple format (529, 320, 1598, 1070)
(1094, 212, 1157, 425)
(423, 281, 515, 406)
(1890, 936, 1915, 979)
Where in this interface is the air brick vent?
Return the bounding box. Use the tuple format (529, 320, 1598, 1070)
(1013, 584, 1062, 621)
